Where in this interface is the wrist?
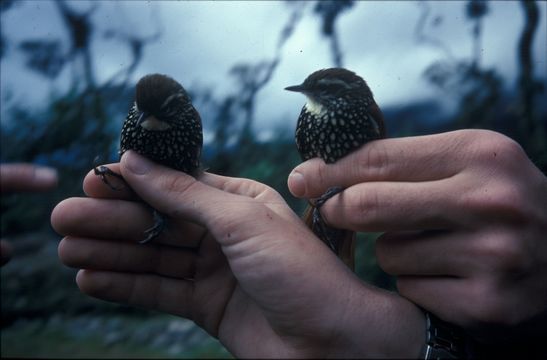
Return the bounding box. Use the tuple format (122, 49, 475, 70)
(331, 282, 425, 358)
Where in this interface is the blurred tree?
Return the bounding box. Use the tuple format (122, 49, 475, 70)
(419, 0, 546, 172)
(1, 0, 162, 235)
(414, 0, 454, 60)
(208, 2, 306, 178)
(517, 0, 545, 169)
(313, 0, 354, 67)
(466, 0, 489, 70)
(0, 0, 18, 58)
(55, 0, 97, 89)
(1, 1, 167, 336)
(18, 40, 66, 78)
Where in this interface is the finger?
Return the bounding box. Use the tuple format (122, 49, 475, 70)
(0, 163, 58, 193)
(76, 269, 194, 319)
(51, 197, 153, 241)
(320, 179, 471, 232)
(376, 230, 477, 278)
(119, 151, 293, 241)
(200, 172, 274, 199)
(51, 197, 206, 247)
(59, 237, 196, 279)
(83, 163, 137, 200)
(288, 130, 479, 198)
(199, 172, 299, 222)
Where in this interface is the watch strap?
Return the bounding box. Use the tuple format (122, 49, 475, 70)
(421, 311, 467, 359)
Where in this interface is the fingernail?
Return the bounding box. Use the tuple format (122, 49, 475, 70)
(34, 167, 58, 184)
(124, 151, 152, 175)
(288, 171, 306, 197)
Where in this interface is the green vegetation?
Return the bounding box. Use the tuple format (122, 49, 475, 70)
(2, 315, 231, 359)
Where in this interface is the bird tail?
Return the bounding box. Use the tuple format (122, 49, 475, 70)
(303, 205, 355, 271)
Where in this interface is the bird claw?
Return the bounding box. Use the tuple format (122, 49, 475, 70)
(139, 210, 166, 244)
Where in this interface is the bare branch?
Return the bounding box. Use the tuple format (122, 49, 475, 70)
(414, 1, 454, 60)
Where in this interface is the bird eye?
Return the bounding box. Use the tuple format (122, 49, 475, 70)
(316, 79, 349, 94)
(327, 83, 345, 91)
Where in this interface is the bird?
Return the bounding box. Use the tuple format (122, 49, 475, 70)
(95, 73, 203, 243)
(285, 68, 386, 270)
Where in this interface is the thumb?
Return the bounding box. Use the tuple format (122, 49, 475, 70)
(287, 157, 344, 198)
(119, 151, 229, 227)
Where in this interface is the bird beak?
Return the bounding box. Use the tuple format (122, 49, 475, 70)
(284, 84, 306, 93)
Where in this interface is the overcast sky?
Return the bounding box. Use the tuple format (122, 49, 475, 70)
(1, 0, 546, 134)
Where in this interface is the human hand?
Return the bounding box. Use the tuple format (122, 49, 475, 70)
(288, 129, 547, 343)
(1, 163, 58, 265)
(51, 151, 425, 358)
(1, 163, 59, 193)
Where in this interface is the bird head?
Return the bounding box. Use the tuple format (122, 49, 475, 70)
(135, 74, 190, 131)
(285, 68, 373, 111)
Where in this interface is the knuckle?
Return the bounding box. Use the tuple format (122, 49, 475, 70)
(471, 130, 526, 165)
(240, 178, 275, 197)
(346, 189, 380, 230)
(258, 186, 282, 203)
(222, 177, 281, 201)
(494, 185, 528, 220)
(458, 132, 537, 225)
(491, 134, 527, 162)
(163, 172, 196, 196)
(296, 158, 331, 195)
(467, 280, 519, 327)
(361, 141, 390, 178)
(468, 181, 529, 222)
(477, 232, 530, 274)
(315, 161, 330, 189)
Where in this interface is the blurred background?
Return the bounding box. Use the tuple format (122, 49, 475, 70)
(1, 0, 545, 358)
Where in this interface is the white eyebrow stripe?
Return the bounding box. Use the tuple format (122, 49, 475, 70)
(160, 91, 185, 109)
(317, 78, 351, 89)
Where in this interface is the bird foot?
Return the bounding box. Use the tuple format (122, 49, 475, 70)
(93, 156, 126, 191)
(313, 186, 344, 209)
(311, 186, 345, 254)
(139, 209, 166, 244)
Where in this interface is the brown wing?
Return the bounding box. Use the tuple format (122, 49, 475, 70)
(368, 101, 386, 138)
